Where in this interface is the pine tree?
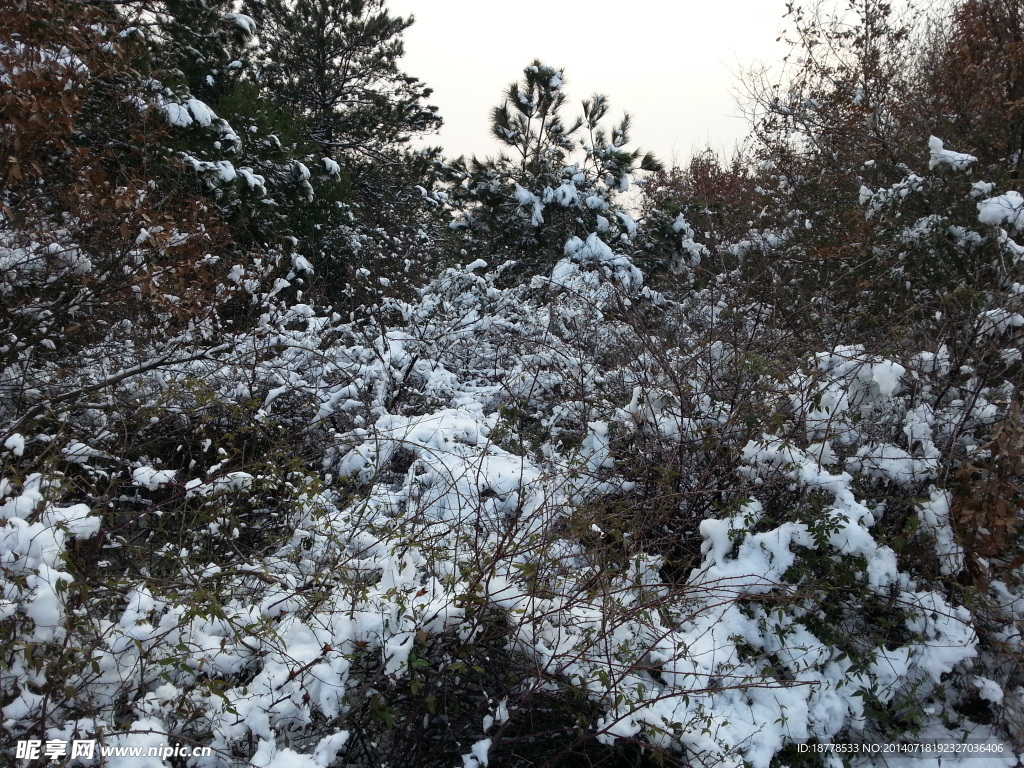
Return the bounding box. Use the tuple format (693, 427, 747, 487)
(443, 61, 660, 277)
(213, 0, 445, 310)
(131, 0, 257, 104)
(111, 0, 320, 255)
(110, 0, 441, 310)
(245, 0, 440, 158)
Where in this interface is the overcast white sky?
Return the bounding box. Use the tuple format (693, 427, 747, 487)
(386, 0, 792, 166)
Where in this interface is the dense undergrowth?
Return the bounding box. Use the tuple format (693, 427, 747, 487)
(2, 0, 1024, 766)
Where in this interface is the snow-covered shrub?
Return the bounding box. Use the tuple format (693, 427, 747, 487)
(5, 200, 1023, 764)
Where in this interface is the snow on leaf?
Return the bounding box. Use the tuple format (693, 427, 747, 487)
(928, 135, 977, 171)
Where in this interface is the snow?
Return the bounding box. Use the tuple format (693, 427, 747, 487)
(561, 232, 643, 291)
(291, 253, 315, 274)
(513, 183, 544, 225)
(162, 100, 192, 128)
(973, 676, 1004, 704)
(861, 174, 924, 217)
(615, 210, 637, 239)
(321, 157, 341, 177)
(3, 433, 25, 457)
(977, 307, 1024, 337)
(462, 738, 492, 767)
(186, 97, 216, 127)
(847, 442, 931, 485)
(238, 167, 266, 192)
(971, 180, 995, 198)
(978, 191, 1024, 230)
(40, 503, 100, 539)
(545, 180, 579, 207)
(62, 441, 107, 464)
(928, 135, 977, 170)
(0, 40, 89, 87)
(223, 12, 257, 36)
(670, 213, 708, 269)
(185, 471, 254, 498)
(132, 466, 177, 490)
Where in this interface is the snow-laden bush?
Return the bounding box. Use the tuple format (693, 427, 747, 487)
(5, 218, 1023, 766)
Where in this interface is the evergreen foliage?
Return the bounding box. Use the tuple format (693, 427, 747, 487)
(142, 0, 257, 103)
(225, 0, 446, 310)
(245, 0, 440, 157)
(441, 61, 661, 277)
